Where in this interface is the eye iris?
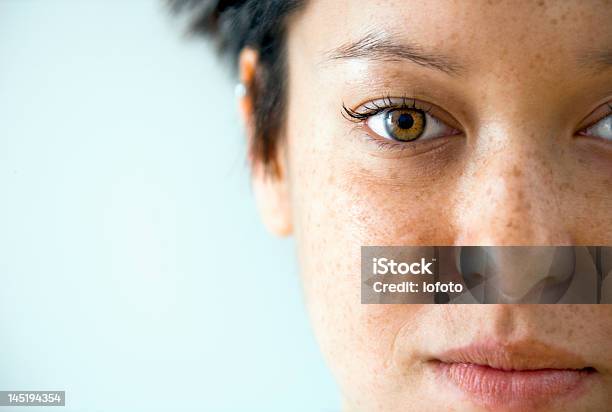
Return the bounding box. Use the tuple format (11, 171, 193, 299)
(384, 109, 425, 141)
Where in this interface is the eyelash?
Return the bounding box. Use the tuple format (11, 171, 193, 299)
(342, 94, 433, 122)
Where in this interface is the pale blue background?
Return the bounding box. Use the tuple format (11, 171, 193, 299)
(0, 1, 339, 411)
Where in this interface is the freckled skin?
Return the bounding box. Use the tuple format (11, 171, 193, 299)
(257, 0, 612, 410)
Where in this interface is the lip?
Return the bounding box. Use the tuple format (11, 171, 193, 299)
(430, 340, 598, 411)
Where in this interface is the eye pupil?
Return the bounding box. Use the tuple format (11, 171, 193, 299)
(397, 113, 414, 129)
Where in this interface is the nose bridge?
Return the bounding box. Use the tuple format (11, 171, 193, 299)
(454, 122, 570, 246)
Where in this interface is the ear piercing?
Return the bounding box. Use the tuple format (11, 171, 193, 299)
(234, 82, 247, 98)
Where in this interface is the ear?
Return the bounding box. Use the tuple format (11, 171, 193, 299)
(237, 48, 293, 237)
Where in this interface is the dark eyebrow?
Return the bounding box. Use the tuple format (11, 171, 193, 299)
(323, 30, 464, 76)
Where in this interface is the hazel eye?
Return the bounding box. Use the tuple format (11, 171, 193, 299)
(381, 109, 425, 141)
(367, 107, 459, 142)
(580, 113, 612, 141)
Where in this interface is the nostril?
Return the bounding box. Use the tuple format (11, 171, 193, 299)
(457, 246, 487, 289)
(456, 247, 487, 302)
(548, 247, 576, 283)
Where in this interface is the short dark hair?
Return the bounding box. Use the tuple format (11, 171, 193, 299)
(170, 0, 306, 175)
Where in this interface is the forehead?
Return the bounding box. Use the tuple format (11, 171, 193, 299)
(290, 0, 612, 75)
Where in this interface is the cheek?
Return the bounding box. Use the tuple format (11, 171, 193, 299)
(286, 122, 442, 399)
(287, 133, 461, 249)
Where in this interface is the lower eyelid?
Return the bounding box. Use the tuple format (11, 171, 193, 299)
(355, 130, 463, 159)
(349, 120, 459, 153)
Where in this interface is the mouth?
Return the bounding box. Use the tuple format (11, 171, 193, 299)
(429, 340, 598, 410)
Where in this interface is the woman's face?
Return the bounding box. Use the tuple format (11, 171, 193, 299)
(256, 0, 612, 410)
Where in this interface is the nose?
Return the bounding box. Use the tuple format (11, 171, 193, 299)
(457, 246, 576, 303)
(452, 123, 574, 302)
(454, 125, 572, 246)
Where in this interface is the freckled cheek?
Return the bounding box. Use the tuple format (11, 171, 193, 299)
(309, 170, 458, 248)
(290, 157, 459, 310)
(294, 177, 442, 298)
(292, 171, 446, 377)
(288, 160, 426, 339)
